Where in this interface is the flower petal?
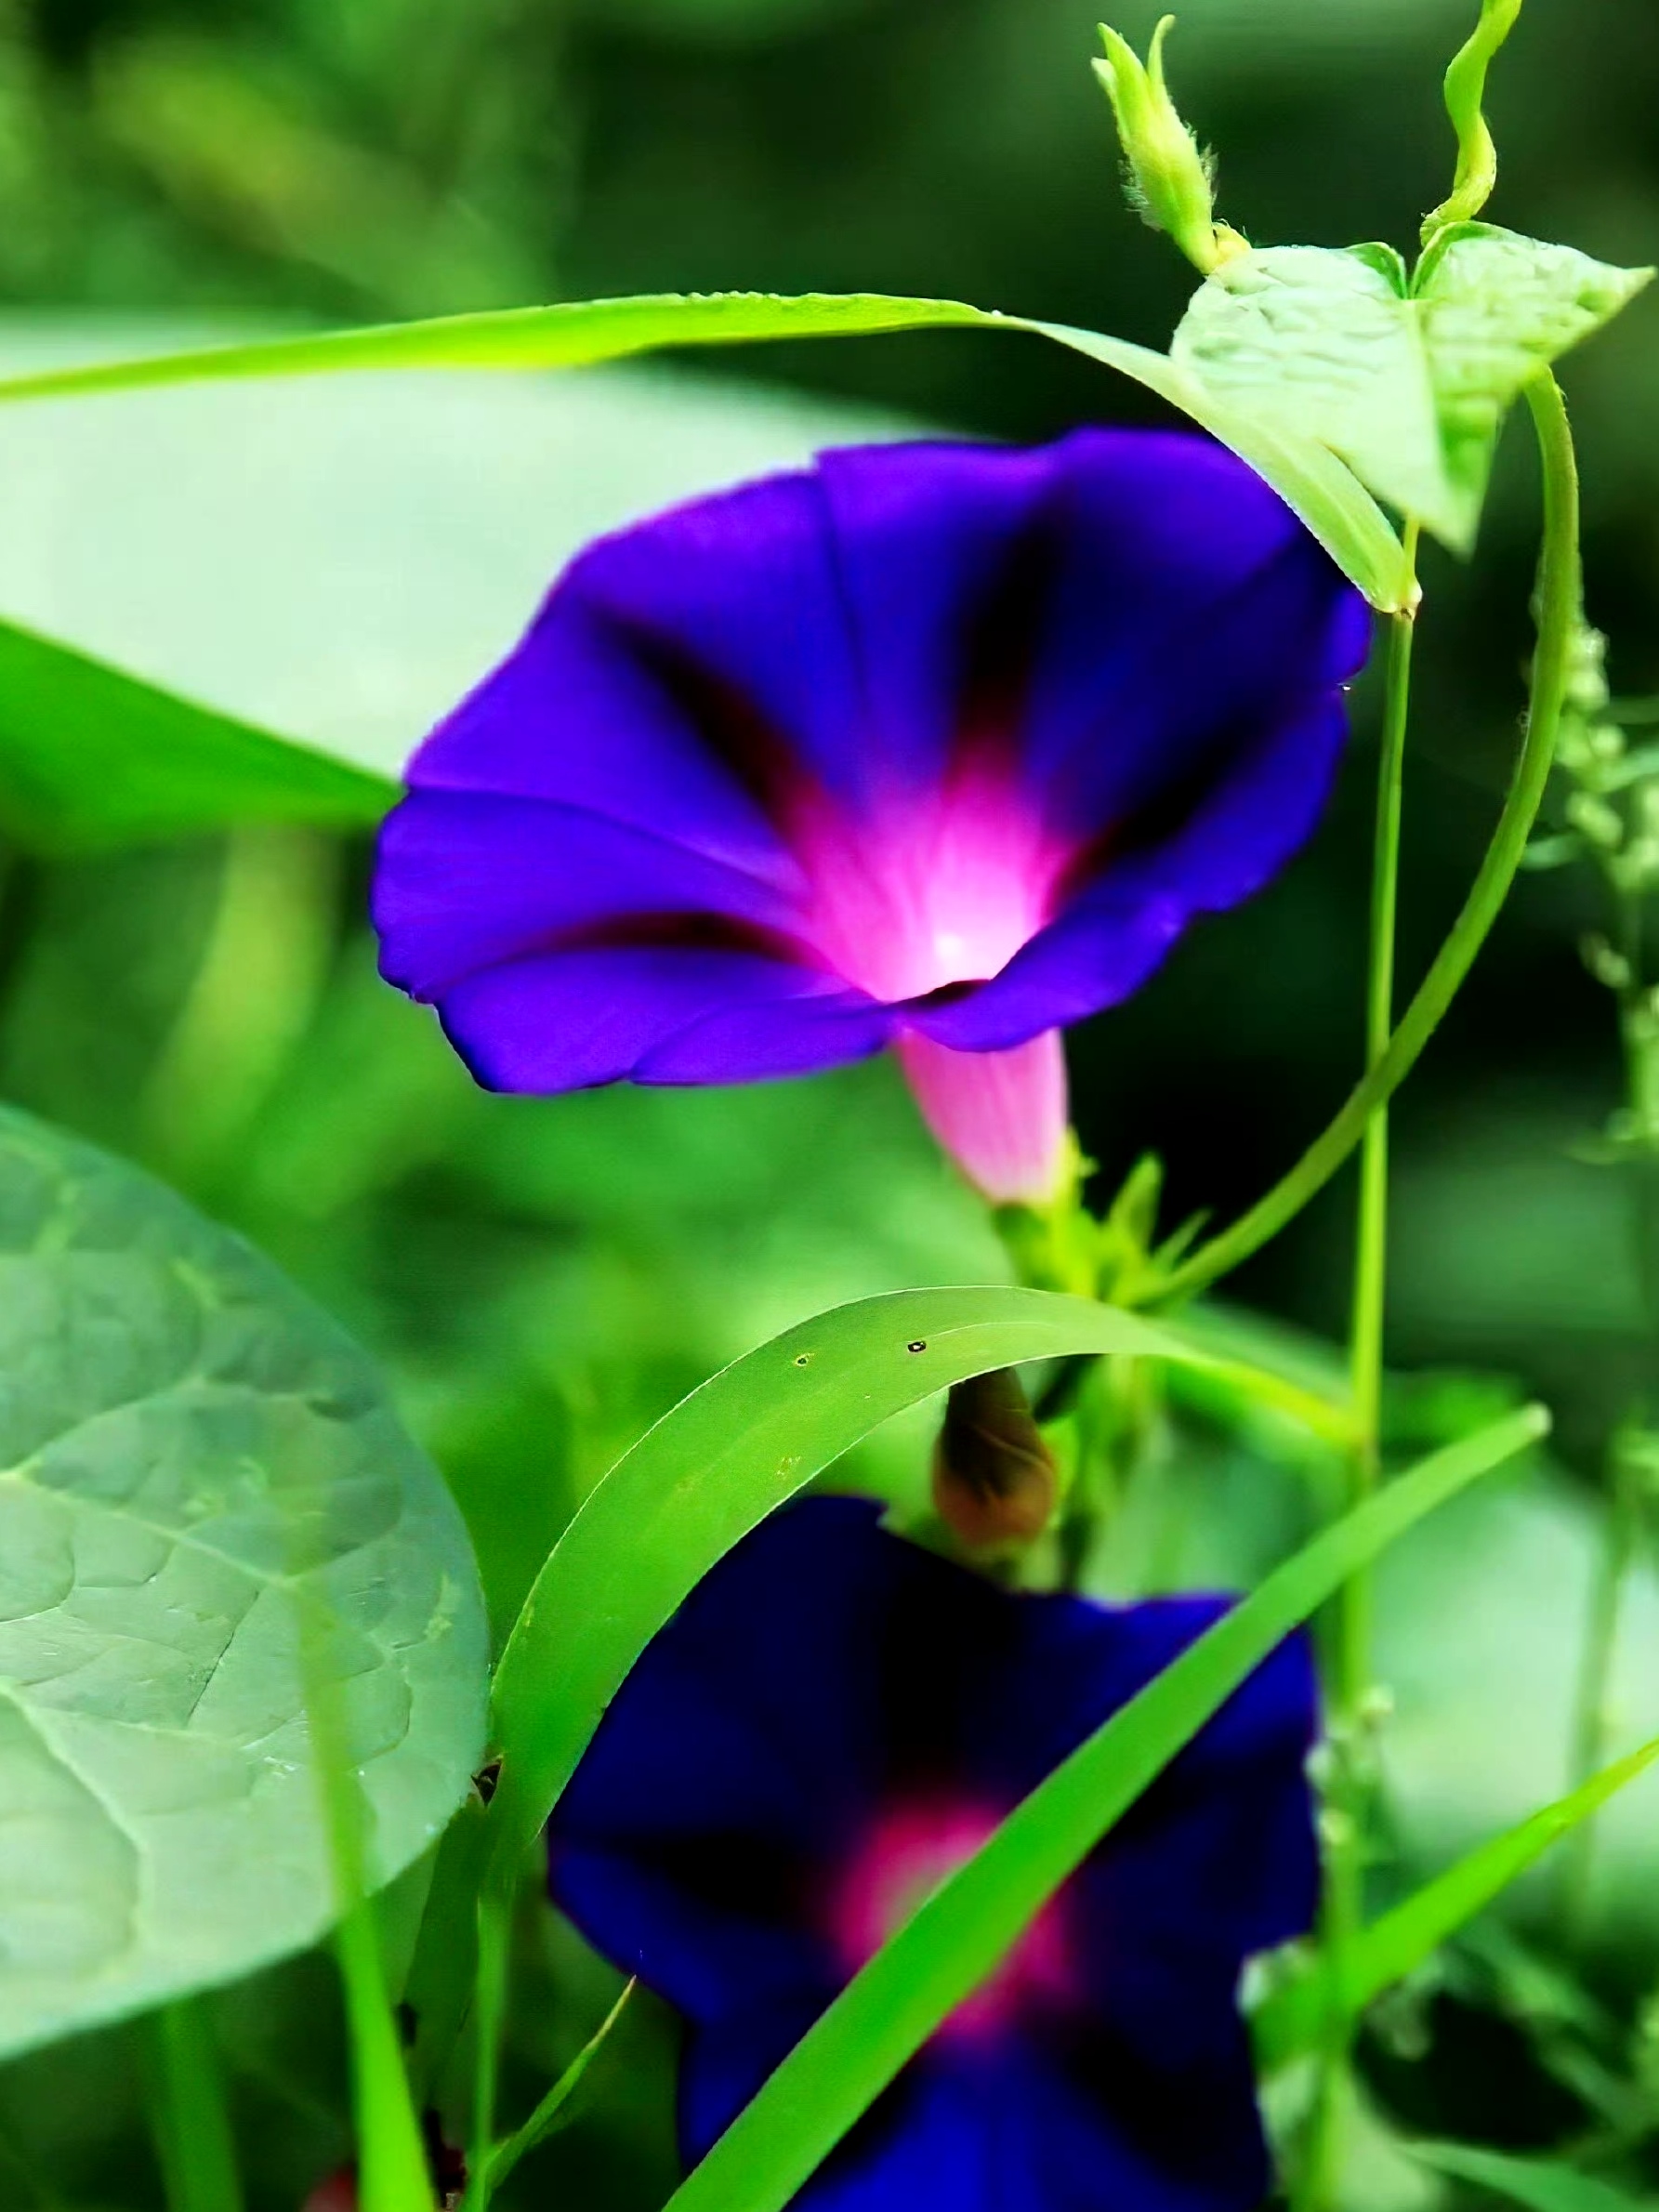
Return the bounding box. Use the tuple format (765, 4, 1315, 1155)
(784, 2061, 1004, 2211)
(893, 1030, 1070, 1202)
(543, 467, 873, 818)
(997, 2028, 1271, 2212)
(815, 429, 1366, 834)
(402, 527, 818, 880)
(377, 430, 1368, 1095)
(682, 2032, 1272, 2212)
(905, 694, 1350, 1050)
(550, 1501, 908, 2023)
(550, 1498, 1317, 2186)
(436, 947, 888, 1091)
(983, 433, 1370, 836)
(375, 788, 804, 1004)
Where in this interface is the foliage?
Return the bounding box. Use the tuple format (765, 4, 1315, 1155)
(0, 3, 1652, 2211)
(0, 1105, 489, 2062)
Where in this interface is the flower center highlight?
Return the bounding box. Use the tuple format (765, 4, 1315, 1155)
(790, 768, 1074, 1006)
(829, 1799, 1074, 2040)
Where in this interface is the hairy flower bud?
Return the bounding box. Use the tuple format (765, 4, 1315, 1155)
(931, 1367, 1058, 1549)
(1093, 17, 1240, 276)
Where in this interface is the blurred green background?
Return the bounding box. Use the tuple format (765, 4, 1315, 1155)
(0, 0, 1657, 2205)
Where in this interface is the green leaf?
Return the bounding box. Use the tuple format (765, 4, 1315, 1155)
(1169, 244, 1462, 542)
(1172, 230, 1651, 552)
(658, 1407, 1547, 2212)
(0, 291, 994, 401)
(0, 1104, 488, 2060)
(0, 614, 392, 854)
(1254, 1734, 1659, 2072)
(1406, 2141, 1654, 2212)
(1414, 224, 1653, 528)
(0, 293, 1410, 612)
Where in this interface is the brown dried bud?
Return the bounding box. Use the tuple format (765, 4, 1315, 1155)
(931, 1368, 1058, 1549)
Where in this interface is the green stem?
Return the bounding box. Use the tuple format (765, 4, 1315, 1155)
(1344, 515, 1423, 1699)
(1154, 374, 1581, 1310)
(1301, 520, 1422, 2212)
(462, 1891, 513, 2212)
(300, 1598, 432, 2212)
(335, 1899, 434, 2212)
(1561, 884, 1659, 1932)
(1560, 1431, 1644, 1930)
(147, 1999, 245, 2212)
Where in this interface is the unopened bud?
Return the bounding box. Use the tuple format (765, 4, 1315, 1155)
(1565, 624, 1613, 718)
(1566, 792, 1625, 853)
(1582, 932, 1632, 992)
(931, 1368, 1058, 1549)
(1094, 18, 1240, 277)
(1357, 1683, 1395, 1729)
(1318, 1806, 1358, 1853)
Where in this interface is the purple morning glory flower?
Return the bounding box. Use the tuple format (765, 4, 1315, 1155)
(548, 1496, 1319, 2212)
(374, 432, 1368, 1201)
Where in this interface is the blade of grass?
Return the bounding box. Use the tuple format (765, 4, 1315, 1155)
(0, 291, 993, 399)
(0, 294, 1408, 612)
(1406, 2141, 1652, 2212)
(657, 1405, 1547, 2212)
(1254, 1735, 1659, 2072)
(0, 613, 391, 852)
(481, 1981, 637, 2199)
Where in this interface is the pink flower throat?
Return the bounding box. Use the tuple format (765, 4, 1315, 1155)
(829, 1799, 1075, 2041)
(790, 766, 1075, 1007)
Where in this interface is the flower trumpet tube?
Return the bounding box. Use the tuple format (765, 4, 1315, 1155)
(373, 433, 1368, 1201)
(547, 1497, 1320, 2212)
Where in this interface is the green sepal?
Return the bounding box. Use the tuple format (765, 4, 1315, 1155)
(1093, 17, 1235, 276)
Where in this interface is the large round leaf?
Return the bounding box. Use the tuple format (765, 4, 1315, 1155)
(0, 1105, 488, 2060)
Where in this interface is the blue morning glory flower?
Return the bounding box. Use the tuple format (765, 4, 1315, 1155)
(548, 1496, 1320, 2212)
(373, 432, 1368, 1202)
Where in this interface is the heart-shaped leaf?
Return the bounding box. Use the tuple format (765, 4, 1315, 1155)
(1170, 244, 1462, 540)
(1173, 230, 1650, 551)
(1415, 221, 1653, 529)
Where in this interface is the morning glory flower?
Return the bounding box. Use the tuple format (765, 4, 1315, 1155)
(374, 432, 1367, 1202)
(548, 1496, 1319, 2212)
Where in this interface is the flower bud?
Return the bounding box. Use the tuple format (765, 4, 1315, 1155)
(1093, 17, 1239, 277)
(931, 1368, 1058, 1550)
